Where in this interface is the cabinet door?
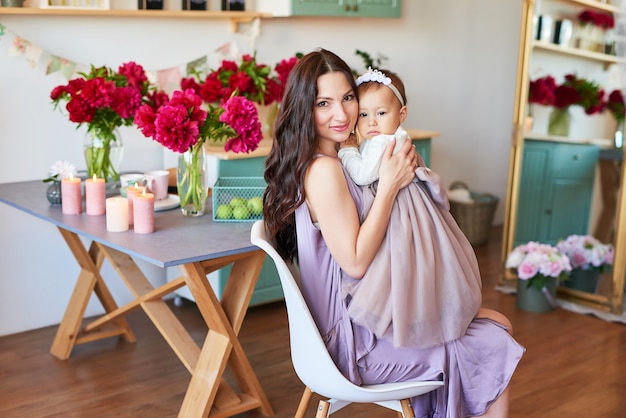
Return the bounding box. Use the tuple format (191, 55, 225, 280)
(291, 0, 401, 18)
(413, 138, 431, 168)
(514, 140, 599, 247)
(514, 142, 551, 247)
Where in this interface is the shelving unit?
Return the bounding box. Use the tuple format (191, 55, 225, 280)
(0, 7, 271, 32)
(502, 0, 626, 314)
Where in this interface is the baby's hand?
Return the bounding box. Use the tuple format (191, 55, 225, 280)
(340, 132, 359, 149)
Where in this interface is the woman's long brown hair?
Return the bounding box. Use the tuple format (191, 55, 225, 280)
(263, 49, 357, 261)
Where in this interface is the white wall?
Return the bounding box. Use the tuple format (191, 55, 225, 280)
(0, 0, 522, 335)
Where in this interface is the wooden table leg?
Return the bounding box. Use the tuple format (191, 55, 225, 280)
(50, 228, 136, 359)
(179, 250, 274, 417)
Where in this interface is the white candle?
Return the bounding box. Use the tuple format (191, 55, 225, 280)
(105, 197, 129, 232)
(61, 176, 82, 215)
(133, 190, 155, 234)
(85, 175, 106, 216)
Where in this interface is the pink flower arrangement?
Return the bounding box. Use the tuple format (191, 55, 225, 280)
(506, 241, 572, 289)
(578, 10, 615, 29)
(556, 235, 614, 274)
(181, 53, 301, 106)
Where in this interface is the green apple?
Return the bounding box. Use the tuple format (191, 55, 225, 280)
(229, 197, 247, 207)
(232, 205, 249, 220)
(215, 204, 233, 219)
(247, 196, 263, 215)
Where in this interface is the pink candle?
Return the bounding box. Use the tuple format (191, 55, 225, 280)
(85, 175, 106, 216)
(105, 197, 129, 232)
(133, 190, 155, 234)
(125, 184, 146, 226)
(61, 176, 82, 215)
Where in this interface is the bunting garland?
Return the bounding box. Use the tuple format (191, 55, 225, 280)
(0, 20, 257, 92)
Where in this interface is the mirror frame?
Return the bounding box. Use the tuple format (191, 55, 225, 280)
(501, 0, 625, 314)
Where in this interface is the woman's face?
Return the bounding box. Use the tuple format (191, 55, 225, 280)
(314, 72, 358, 150)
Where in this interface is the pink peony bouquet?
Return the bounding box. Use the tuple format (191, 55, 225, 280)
(556, 234, 614, 274)
(506, 241, 572, 289)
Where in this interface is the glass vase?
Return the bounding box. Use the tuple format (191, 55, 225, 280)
(83, 128, 124, 185)
(46, 181, 62, 205)
(177, 146, 209, 217)
(614, 121, 624, 149)
(547, 108, 571, 137)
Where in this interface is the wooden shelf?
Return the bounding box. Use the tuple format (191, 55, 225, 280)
(554, 0, 622, 13)
(533, 40, 621, 68)
(0, 7, 271, 32)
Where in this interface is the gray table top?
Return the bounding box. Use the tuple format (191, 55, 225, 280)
(0, 181, 258, 268)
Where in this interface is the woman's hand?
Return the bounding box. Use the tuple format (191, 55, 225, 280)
(378, 137, 417, 193)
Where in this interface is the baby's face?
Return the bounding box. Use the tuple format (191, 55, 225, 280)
(356, 86, 404, 140)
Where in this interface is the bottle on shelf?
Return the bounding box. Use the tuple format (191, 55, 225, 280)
(183, 0, 207, 10)
(138, 0, 164, 9)
(221, 0, 245, 11)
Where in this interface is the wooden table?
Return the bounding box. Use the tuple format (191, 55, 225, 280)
(0, 181, 273, 418)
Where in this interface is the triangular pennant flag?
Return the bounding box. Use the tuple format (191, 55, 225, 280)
(157, 66, 182, 94)
(9, 36, 43, 68)
(47, 55, 76, 79)
(240, 18, 261, 50)
(186, 56, 208, 78)
(215, 40, 239, 62)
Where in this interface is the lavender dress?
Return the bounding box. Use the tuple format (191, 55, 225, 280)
(295, 160, 524, 417)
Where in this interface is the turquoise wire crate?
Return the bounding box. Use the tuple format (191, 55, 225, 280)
(212, 177, 266, 222)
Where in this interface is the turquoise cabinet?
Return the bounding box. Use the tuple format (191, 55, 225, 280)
(413, 138, 431, 168)
(290, 0, 401, 18)
(514, 140, 599, 247)
(215, 157, 284, 306)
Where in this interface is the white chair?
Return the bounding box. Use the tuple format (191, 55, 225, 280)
(250, 220, 444, 418)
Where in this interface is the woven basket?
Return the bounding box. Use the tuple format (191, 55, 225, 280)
(448, 181, 499, 246)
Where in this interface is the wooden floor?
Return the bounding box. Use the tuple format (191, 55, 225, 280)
(1, 226, 625, 418)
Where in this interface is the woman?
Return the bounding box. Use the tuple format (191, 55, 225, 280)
(263, 48, 524, 417)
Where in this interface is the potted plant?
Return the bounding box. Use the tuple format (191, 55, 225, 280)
(556, 234, 614, 293)
(505, 241, 572, 312)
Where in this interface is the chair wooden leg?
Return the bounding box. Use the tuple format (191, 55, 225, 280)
(400, 399, 415, 417)
(315, 399, 331, 418)
(295, 387, 313, 418)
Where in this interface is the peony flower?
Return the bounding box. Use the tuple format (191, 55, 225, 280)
(556, 235, 614, 273)
(506, 241, 571, 289)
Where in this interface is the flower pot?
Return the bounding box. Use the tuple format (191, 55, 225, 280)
(177, 146, 209, 217)
(516, 278, 558, 312)
(562, 268, 600, 293)
(548, 108, 571, 136)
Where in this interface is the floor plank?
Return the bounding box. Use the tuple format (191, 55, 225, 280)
(1, 226, 625, 417)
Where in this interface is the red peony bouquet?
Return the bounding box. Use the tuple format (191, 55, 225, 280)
(180, 53, 301, 106)
(50, 61, 159, 181)
(528, 74, 605, 115)
(606, 89, 625, 124)
(577, 10, 615, 29)
(134, 88, 263, 215)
